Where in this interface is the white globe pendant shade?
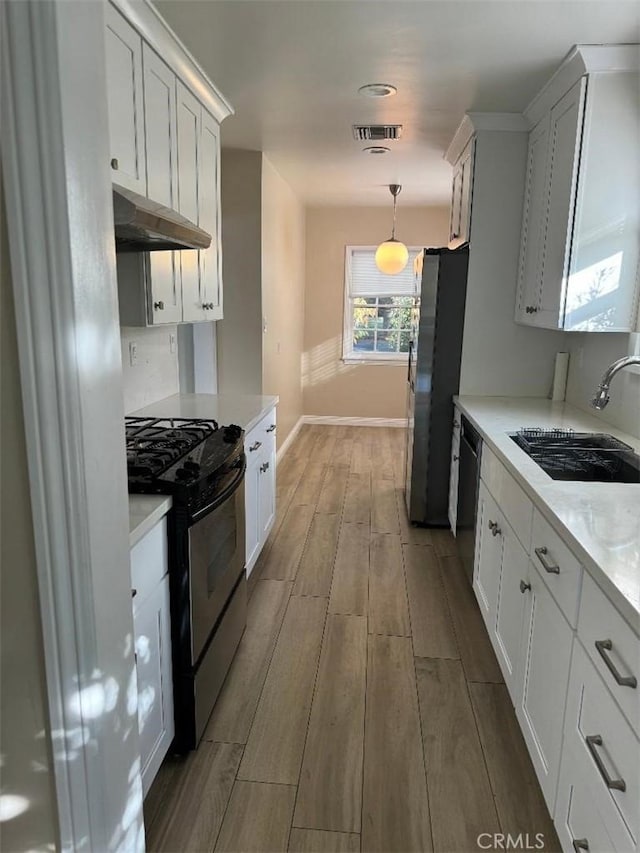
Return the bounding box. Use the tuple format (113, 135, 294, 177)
(375, 238, 409, 274)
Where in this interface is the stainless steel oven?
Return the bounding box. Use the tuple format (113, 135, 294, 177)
(170, 455, 246, 751)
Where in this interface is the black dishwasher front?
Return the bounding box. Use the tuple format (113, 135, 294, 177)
(456, 415, 482, 584)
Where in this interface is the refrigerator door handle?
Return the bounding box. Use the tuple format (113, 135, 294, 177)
(407, 340, 413, 384)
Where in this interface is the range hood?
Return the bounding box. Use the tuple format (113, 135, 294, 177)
(113, 185, 211, 252)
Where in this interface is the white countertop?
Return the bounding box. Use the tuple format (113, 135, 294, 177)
(129, 494, 172, 548)
(131, 393, 279, 434)
(455, 396, 640, 628)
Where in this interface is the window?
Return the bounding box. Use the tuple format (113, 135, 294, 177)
(343, 246, 420, 362)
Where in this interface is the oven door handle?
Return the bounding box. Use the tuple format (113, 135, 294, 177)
(189, 454, 247, 525)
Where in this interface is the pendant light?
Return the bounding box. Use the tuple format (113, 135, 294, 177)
(375, 184, 408, 275)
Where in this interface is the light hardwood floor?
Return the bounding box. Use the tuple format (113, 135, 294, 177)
(145, 425, 560, 853)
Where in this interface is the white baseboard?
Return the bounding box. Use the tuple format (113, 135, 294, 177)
(276, 416, 304, 466)
(302, 415, 406, 428)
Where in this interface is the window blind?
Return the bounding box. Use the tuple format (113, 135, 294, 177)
(348, 248, 419, 297)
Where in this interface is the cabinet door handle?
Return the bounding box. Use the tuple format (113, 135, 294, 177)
(572, 840, 589, 852)
(249, 441, 262, 452)
(451, 231, 460, 239)
(525, 305, 539, 314)
(453, 454, 459, 461)
(491, 524, 501, 537)
(585, 735, 626, 791)
(488, 520, 496, 531)
(534, 546, 559, 574)
(131, 588, 137, 598)
(595, 639, 637, 688)
(266, 424, 276, 433)
(520, 580, 531, 594)
(110, 157, 119, 170)
(260, 462, 270, 473)
(153, 301, 165, 311)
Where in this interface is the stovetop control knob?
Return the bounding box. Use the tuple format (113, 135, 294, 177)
(223, 424, 242, 443)
(175, 466, 192, 481)
(184, 459, 200, 473)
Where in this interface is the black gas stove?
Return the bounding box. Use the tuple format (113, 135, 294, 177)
(125, 416, 245, 514)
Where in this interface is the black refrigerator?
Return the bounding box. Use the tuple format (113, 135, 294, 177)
(404, 245, 469, 526)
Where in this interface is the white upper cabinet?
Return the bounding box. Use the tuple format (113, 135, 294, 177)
(142, 46, 182, 324)
(516, 48, 640, 332)
(448, 139, 474, 248)
(176, 81, 204, 323)
(199, 110, 223, 321)
(106, 0, 233, 326)
(105, 5, 146, 194)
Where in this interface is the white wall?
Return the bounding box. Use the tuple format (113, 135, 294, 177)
(460, 129, 566, 397)
(565, 332, 640, 438)
(121, 325, 180, 414)
(1, 179, 59, 853)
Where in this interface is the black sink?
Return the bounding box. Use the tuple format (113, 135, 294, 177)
(510, 430, 640, 483)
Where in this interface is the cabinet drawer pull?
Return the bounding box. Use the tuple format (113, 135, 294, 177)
(520, 580, 531, 594)
(131, 588, 137, 598)
(572, 840, 589, 852)
(488, 520, 497, 531)
(266, 424, 276, 433)
(111, 157, 119, 170)
(453, 454, 459, 461)
(491, 523, 501, 537)
(249, 441, 262, 452)
(153, 301, 165, 311)
(260, 462, 270, 473)
(585, 734, 626, 791)
(534, 546, 559, 574)
(595, 639, 637, 688)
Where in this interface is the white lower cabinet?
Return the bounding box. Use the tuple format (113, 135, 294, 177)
(244, 407, 277, 576)
(555, 642, 638, 853)
(130, 517, 174, 796)
(474, 483, 504, 624)
(494, 527, 529, 698)
(516, 562, 574, 810)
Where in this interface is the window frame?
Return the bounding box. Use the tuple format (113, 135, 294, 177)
(342, 245, 421, 364)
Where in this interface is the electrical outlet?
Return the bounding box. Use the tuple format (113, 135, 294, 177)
(129, 341, 138, 367)
(169, 333, 177, 354)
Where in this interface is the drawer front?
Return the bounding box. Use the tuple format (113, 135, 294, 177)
(130, 516, 168, 609)
(564, 641, 639, 845)
(245, 408, 277, 456)
(578, 571, 639, 733)
(481, 445, 533, 550)
(556, 738, 635, 853)
(531, 509, 582, 628)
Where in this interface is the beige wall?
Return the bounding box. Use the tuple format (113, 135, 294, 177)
(303, 206, 449, 419)
(261, 157, 306, 448)
(1, 185, 59, 850)
(218, 149, 263, 394)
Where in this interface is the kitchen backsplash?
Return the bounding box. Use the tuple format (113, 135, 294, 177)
(121, 325, 179, 414)
(565, 332, 640, 439)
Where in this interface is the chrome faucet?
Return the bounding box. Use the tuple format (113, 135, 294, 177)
(591, 356, 640, 410)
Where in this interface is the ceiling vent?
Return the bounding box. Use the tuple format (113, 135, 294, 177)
(352, 124, 403, 142)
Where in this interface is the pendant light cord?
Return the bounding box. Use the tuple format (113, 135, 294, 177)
(391, 192, 397, 240)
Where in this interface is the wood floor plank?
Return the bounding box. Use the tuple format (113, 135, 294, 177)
(290, 463, 328, 507)
(144, 742, 243, 853)
(343, 473, 371, 525)
(362, 635, 432, 853)
(438, 554, 503, 683)
(403, 544, 459, 659)
(332, 435, 354, 468)
(260, 504, 315, 581)
(369, 533, 410, 637)
(395, 487, 433, 546)
(314, 429, 339, 464)
(316, 466, 349, 514)
(293, 513, 340, 597)
(204, 579, 292, 742)
(350, 436, 372, 475)
(469, 682, 561, 852)
(370, 431, 395, 480)
(238, 595, 327, 784)
(214, 780, 296, 853)
(294, 614, 367, 833)
(329, 521, 370, 616)
(416, 657, 500, 853)
(430, 528, 458, 556)
(288, 829, 360, 853)
(371, 477, 400, 534)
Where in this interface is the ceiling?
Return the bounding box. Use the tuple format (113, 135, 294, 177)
(154, 1, 639, 206)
